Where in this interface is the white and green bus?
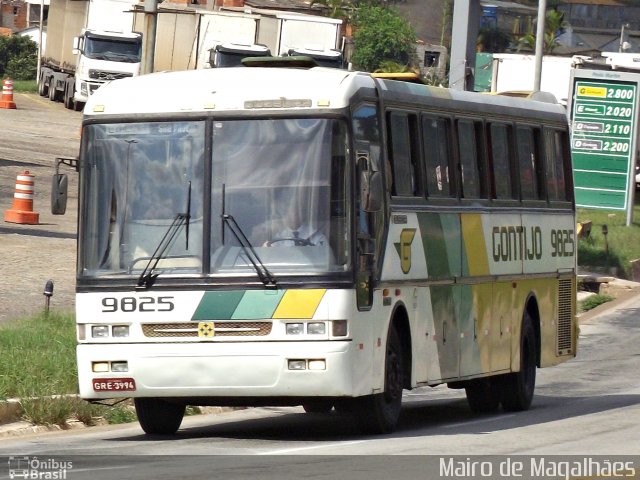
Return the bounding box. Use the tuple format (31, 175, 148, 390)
(59, 65, 577, 435)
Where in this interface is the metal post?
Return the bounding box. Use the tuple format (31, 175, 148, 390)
(449, 0, 481, 91)
(43, 280, 53, 317)
(619, 23, 629, 53)
(37, 0, 43, 82)
(144, 0, 158, 74)
(533, 0, 547, 93)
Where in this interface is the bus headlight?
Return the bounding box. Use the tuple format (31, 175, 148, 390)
(92, 361, 110, 373)
(308, 359, 326, 370)
(307, 322, 326, 335)
(110, 361, 129, 372)
(288, 359, 306, 370)
(91, 325, 110, 338)
(286, 323, 304, 335)
(112, 325, 130, 338)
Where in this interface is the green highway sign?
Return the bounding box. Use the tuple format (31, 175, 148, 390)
(568, 69, 639, 221)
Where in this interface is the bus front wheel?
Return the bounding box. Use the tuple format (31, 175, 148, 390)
(134, 398, 185, 435)
(500, 312, 537, 411)
(353, 326, 404, 434)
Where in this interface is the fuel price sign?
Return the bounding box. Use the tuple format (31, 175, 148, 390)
(569, 70, 639, 217)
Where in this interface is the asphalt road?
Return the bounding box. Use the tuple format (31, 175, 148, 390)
(0, 294, 638, 479)
(0, 93, 80, 323)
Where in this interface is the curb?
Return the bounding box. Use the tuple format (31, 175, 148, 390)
(0, 394, 81, 427)
(0, 397, 242, 438)
(577, 287, 640, 324)
(0, 399, 22, 425)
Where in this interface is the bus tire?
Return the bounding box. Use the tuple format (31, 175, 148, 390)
(465, 378, 500, 413)
(302, 400, 334, 413)
(355, 326, 404, 434)
(500, 312, 536, 411)
(134, 398, 185, 435)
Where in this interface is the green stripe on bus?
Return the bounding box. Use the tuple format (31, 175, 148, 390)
(232, 290, 286, 319)
(192, 291, 245, 320)
(418, 213, 461, 278)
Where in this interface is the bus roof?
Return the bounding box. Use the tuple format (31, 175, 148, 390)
(84, 67, 567, 120)
(84, 67, 366, 116)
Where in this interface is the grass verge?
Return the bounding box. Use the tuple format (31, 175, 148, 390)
(579, 294, 614, 312)
(11, 80, 37, 93)
(577, 202, 640, 279)
(0, 312, 136, 427)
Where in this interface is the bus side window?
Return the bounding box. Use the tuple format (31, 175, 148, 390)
(422, 115, 453, 197)
(516, 126, 543, 200)
(544, 128, 568, 202)
(387, 111, 420, 197)
(456, 119, 481, 198)
(489, 123, 514, 200)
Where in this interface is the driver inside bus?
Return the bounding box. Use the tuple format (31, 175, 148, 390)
(264, 200, 328, 247)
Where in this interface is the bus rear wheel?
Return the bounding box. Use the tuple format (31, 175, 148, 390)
(500, 312, 537, 411)
(465, 378, 500, 413)
(354, 326, 404, 434)
(134, 398, 185, 435)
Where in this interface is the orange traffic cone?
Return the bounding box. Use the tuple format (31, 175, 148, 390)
(0, 78, 17, 109)
(4, 171, 39, 225)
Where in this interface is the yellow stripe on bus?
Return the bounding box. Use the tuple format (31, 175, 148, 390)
(272, 289, 327, 319)
(461, 214, 490, 276)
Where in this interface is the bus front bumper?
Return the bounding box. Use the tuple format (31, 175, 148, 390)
(77, 340, 359, 400)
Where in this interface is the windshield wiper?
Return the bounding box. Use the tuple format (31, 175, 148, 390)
(136, 182, 191, 289)
(222, 213, 277, 288)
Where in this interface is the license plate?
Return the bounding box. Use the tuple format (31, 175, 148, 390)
(92, 378, 136, 392)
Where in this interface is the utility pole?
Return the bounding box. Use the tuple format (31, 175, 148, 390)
(619, 23, 630, 52)
(37, 0, 44, 82)
(449, 0, 481, 91)
(533, 0, 546, 92)
(144, 0, 158, 74)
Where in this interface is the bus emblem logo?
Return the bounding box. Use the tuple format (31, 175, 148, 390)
(198, 322, 215, 338)
(395, 228, 416, 274)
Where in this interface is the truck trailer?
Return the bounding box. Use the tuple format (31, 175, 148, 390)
(133, 5, 343, 71)
(39, 0, 142, 111)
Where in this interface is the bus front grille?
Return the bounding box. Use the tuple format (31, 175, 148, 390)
(142, 322, 272, 338)
(557, 278, 574, 355)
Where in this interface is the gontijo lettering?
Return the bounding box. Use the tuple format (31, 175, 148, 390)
(492, 226, 543, 262)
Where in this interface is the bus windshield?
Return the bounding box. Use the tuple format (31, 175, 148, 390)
(211, 118, 350, 276)
(78, 118, 351, 280)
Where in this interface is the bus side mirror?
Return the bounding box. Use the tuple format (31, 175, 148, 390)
(361, 170, 383, 213)
(51, 173, 68, 215)
(362, 172, 383, 212)
(357, 148, 383, 213)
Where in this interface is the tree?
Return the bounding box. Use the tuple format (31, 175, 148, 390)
(310, 0, 353, 20)
(517, 9, 566, 54)
(351, 5, 417, 72)
(374, 60, 415, 73)
(477, 26, 512, 53)
(0, 35, 37, 80)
